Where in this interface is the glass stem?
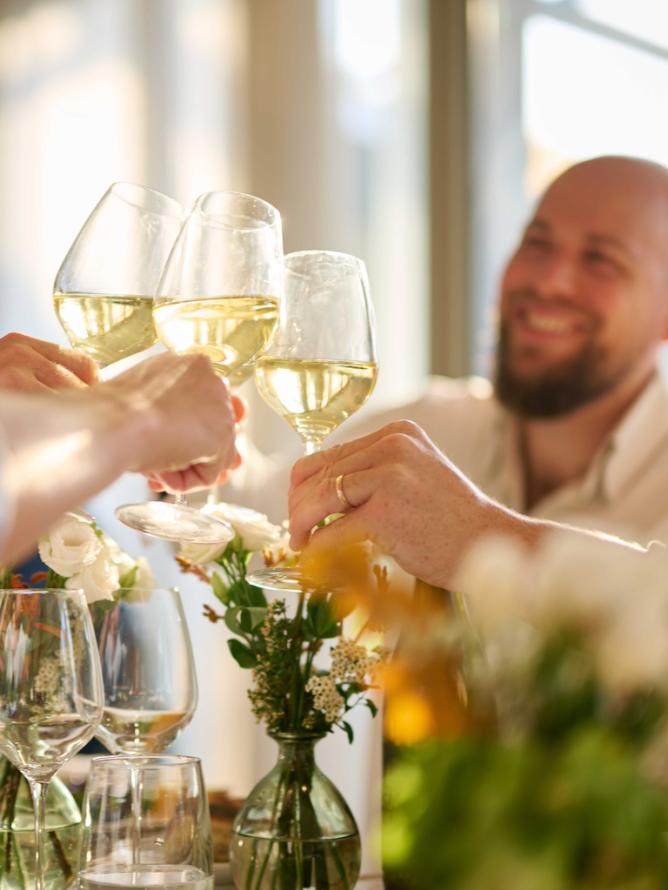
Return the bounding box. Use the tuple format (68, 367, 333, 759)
(304, 439, 322, 456)
(27, 778, 49, 890)
(130, 764, 143, 865)
(174, 493, 187, 507)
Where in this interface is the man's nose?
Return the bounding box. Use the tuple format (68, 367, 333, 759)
(533, 251, 578, 300)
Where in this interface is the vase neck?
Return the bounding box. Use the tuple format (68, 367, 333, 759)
(272, 733, 323, 768)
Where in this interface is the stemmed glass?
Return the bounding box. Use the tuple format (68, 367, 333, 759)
(79, 754, 214, 889)
(248, 250, 378, 592)
(0, 588, 104, 890)
(92, 587, 197, 755)
(54, 181, 233, 545)
(53, 181, 184, 371)
(116, 190, 283, 542)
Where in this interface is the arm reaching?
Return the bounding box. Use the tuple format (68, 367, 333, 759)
(288, 420, 643, 590)
(0, 352, 239, 562)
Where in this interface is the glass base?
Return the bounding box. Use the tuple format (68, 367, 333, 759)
(115, 500, 234, 545)
(246, 566, 310, 593)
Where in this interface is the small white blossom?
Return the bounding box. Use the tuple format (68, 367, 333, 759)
(66, 551, 120, 604)
(331, 639, 377, 684)
(39, 513, 102, 577)
(306, 674, 344, 723)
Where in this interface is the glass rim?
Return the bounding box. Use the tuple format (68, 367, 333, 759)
(284, 249, 367, 282)
(192, 189, 281, 231)
(0, 587, 86, 597)
(90, 753, 202, 768)
(108, 181, 184, 221)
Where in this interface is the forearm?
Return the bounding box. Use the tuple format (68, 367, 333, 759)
(0, 388, 153, 563)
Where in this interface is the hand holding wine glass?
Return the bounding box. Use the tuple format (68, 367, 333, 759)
(248, 250, 377, 591)
(0, 588, 103, 890)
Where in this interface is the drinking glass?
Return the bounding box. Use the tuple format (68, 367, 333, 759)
(248, 250, 378, 592)
(79, 754, 214, 890)
(92, 587, 197, 755)
(0, 588, 104, 890)
(56, 181, 233, 545)
(53, 181, 184, 370)
(116, 190, 283, 543)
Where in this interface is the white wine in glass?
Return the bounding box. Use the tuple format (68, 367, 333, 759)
(0, 589, 104, 890)
(116, 190, 283, 543)
(249, 250, 378, 591)
(53, 182, 184, 370)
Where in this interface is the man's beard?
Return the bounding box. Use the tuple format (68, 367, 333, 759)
(494, 323, 621, 418)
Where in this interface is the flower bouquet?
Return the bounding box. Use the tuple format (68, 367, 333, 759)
(177, 505, 385, 890)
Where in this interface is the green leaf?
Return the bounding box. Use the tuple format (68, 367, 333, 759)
(246, 584, 268, 607)
(211, 572, 231, 605)
(227, 638, 257, 668)
(341, 720, 355, 744)
(245, 606, 268, 630)
(224, 606, 245, 635)
(118, 564, 138, 590)
(45, 569, 68, 589)
(306, 596, 339, 639)
(365, 699, 379, 719)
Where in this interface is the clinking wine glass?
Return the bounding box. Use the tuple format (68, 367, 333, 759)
(53, 181, 184, 371)
(248, 250, 378, 592)
(0, 588, 104, 890)
(55, 182, 233, 545)
(116, 190, 283, 543)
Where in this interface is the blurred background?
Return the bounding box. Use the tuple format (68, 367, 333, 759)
(3, 0, 668, 865)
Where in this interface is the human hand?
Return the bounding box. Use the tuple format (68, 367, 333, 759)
(145, 392, 246, 492)
(102, 352, 240, 492)
(288, 420, 512, 589)
(0, 332, 98, 392)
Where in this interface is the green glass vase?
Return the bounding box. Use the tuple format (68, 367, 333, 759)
(230, 732, 361, 890)
(0, 757, 81, 889)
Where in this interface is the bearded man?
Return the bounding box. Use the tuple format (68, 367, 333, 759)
(227, 155, 668, 544)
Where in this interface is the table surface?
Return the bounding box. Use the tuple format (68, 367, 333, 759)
(214, 864, 383, 888)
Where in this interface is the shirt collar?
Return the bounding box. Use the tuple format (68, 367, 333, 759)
(602, 373, 668, 502)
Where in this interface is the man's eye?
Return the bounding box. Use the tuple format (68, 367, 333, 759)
(584, 251, 618, 271)
(522, 236, 551, 250)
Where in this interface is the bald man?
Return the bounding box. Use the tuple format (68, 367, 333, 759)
(231, 155, 668, 546)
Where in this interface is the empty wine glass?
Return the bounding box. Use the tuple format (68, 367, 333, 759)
(116, 190, 283, 543)
(79, 754, 214, 890)
(92, 587, 197, 755)
(53, 181, 184, 370)
(248, 250, 378, 592)
(0, 588, 104, 890)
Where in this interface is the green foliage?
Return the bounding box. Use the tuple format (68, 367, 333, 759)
(383, 626, 668, 889)
(192, 544, 381, 739)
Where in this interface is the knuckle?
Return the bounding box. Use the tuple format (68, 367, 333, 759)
(0, 332, 26, 348)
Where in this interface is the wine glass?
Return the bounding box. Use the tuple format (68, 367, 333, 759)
(56, 182, 233, 546)
(116, 190, 283, 542)
(79, 754, 214, 890)
(92, 587, 197, 755)
(53, 181, 184, 371)
(248, 250, 378, 592)
(0, 588, 104, 890)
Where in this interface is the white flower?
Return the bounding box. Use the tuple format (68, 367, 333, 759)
(306, 674, 344, 723)
(39, 513, 102, 578)
(132, 557, 155, 591)
(66, 551, 120, 604)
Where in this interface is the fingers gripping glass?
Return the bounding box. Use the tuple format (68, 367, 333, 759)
(248, 250, 378, 592)
(115, 190, 283, 544)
